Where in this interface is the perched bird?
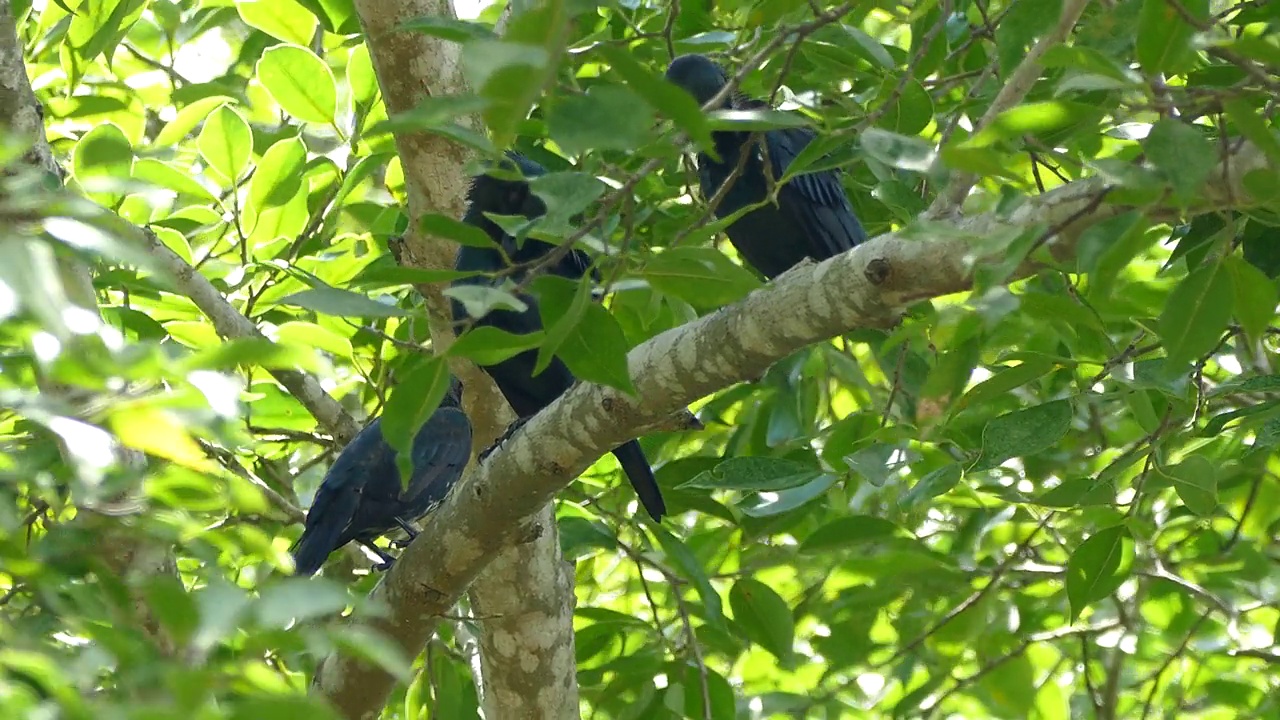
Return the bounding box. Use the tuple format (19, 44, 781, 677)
(664, 53, 868, 280)
(292, 378, 472, 576)
(450, 151, 668, 521)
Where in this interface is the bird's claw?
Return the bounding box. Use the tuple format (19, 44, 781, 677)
(372, 558, 396, 572)
(478, 416, 532, 462)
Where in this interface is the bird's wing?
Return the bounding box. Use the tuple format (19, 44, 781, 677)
(764, 127, 868, 257)
(403, 407, 473, 507)
(292, 447, 369, 575)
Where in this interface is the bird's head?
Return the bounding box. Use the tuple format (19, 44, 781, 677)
(444, 375, 464, 406)
(665, 54, 730, 109)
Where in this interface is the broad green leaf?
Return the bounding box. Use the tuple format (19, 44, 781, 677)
(1144, 118, 1217, 199)
(859, 128, 936, 173)
(399, 15, 497, 41)
(552, 303, 635, 395)
(108, 404, 218, 473)
(275, 287, 409, 317)
(529, 171, 605, 231)
(132, 159, 217, 203)
(961, 101, 1104, 150)
(532, 274, 593, 374)
(236, 0, 317, 45)
(256, 45, 338, 125)
(680, 457, 823, 492)
(975, 399, 1072, 470)
(449, 325, 545, 366)
(547, 83, 654, 154)
(1157, 258, 1234, 370)
(198, 105, 253, 185)
(248, 137, 308, 211)
(445, 284, 529, 319)
(1065, 525, 1134, 620)
(177, 337, 324, 374)
(651, 525, 725, 628)
(72, 122, 132, 206)
(899, 463, 962, 508)
(1225, 254, 1278, 343)
(274, 321, 353, 359)
(705, 108, 811, 132)
(799, 516, 904, 554)
(1034, 476, 1116, 508)
(598, 44, 712, 149)
(380, 355, 452, 490)
(295, 0, 359, 34)
(155, 96, 237, 147)
(872, 76, 933, 135)
(256, 578, 350, 625)
(419, 212, 501, 249)
(1223, 98, 1280, 169)
(1158, 455, 1218, 516)
(729, 578, 795, 666)
(952, 357, 1055, 412)
(347, 43, 378, 109)
(643, 247, 763, 311)
(1136, 0, 1208, 76)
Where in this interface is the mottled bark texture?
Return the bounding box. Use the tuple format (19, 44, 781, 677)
(313, 135, 1274, 720)
(335, 2, 581, 720)
(0, 0, 176, 657)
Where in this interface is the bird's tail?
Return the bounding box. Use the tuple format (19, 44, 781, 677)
(291, 519, 348, 577)
(612, 441, 666, 521)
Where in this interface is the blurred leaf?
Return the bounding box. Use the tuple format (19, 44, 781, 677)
(236, 0, 317, 45)
(1144, 118, 1217, 199)
(381, 355, 452, 490)
(651, 525, 725, 628)
(1157, 258, 1234, 370)
(276, 287, 409, 317)
(1225, 253, 1278, 343)
(1066, 525, 1134, 621)
(799, 516, 904, 554)
(643, 247, 763, 310)
(729, 578, 795, 666)
(108, 404, 218, 473)
(680, 457, 823, 492)
(449, 325, 545, 366)
(547, 83, 654, 154)
(1158, 455, 1218, 516)
(1137, 0, 1208, 75)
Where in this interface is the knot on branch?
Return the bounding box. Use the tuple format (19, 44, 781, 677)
(865, 258, 892, 285)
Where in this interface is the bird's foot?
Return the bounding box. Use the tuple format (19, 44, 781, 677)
(372, 557, 396, 572)
(360, 540, 399, 572)
(478, 415, 532, 462)
(389, 517, 420, 549)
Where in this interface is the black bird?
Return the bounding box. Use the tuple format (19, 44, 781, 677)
(292, 378, 472, 576)
(664, 54, 868, 279)
(450, 151, 668, 521)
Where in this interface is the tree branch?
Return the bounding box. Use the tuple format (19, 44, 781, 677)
(310, 117, 1273, 717)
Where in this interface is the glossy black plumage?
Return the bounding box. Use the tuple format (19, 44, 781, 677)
(450, 151, 667, 521)
(665, 54, 868, 279)
(292, 379, 472, 576)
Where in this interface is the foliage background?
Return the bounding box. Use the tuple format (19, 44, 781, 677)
(1, 0, 1278, 718)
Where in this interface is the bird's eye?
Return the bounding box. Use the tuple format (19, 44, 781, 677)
(506, 186, 525, 209)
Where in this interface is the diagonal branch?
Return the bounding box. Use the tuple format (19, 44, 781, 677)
(312, 129, 1273, 717)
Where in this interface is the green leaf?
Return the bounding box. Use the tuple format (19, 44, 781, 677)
(1157, 258, 1234, 370)
(598, 44, 712, 149)
(155, 96, 238, 146)
(551, 303, 635, 395)
(295, 0, 359, 34)
(380, 356, 452, 490)
(651, 525, 725, 628)
(236, 0, 318, 45)
(547, 83, 654, 154)
(643, 247, 763, 311)
(528, 171, 605, 231)
(1065, 525, 1134, 621)
(1034, 476, 1116, 508)
(419, 212, 498, 248)
(1136, 0, 1208, 76)
(1223, 98, 1280, 169)
(448, 325, 545, 366)
(198, 105, 253, 185)
(1158, 455, 1218, 516)
(275, 287, 409, 317)
(859, 128, 936, 173)
(841, 23, 895, 68)
(177, 337, 324, 374)
(256, 578, 350, 626)
(952, 357, 1055, 413)
(72, 122, 132, 206)
(705, 108, 811, 132)
(975, 399, 1072, 471)
(248, 137, 308, 211)
(132, 158, 217, 203)
(275, 320, 353, 358)
(679, 457, 824, 492)
(872, 76, 933, 136)
(1144, 119, 1217, 200)
(899, 463, 963, 508)
(256, 45, 338, 125)
(961, 101, 1104, 149)
(347, 43, 378, 109)
(798, 516, 904, 554)
(531, 274, 593, 375)
(1225, 254, 1278, 343)
(729, 578, 795, 666)
(445, 284, 529, 319)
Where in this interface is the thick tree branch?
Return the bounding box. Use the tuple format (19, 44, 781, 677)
(311, 119, 1273, 717)
(337, 2, 580, 719)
